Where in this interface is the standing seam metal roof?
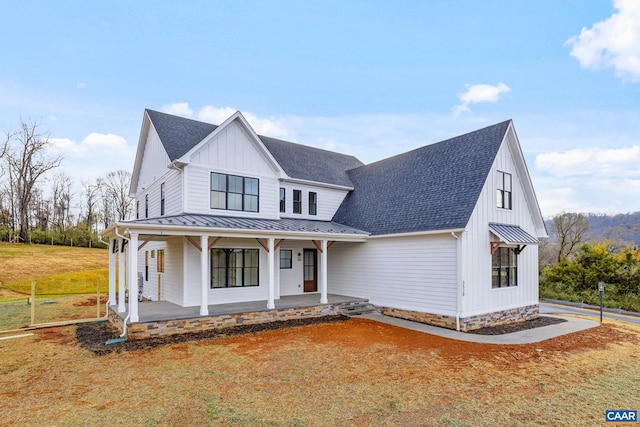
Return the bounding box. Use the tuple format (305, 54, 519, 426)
(121, 214, 369, 236)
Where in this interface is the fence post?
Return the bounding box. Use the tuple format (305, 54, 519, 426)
(30, 281, 36, 325)
(96, 279, 100, 318)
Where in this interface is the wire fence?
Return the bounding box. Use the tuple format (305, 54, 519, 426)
(0, 277, 110, 332)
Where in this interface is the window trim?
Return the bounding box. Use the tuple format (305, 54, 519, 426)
(293, 189, 302, 214)
(210, 172, 259, 213)
(210, 248, 260, 288)
(308, 191, 317, 216)
(492, 246, 518, 288)
(279, 249, 292, 269)
(157, 249, 165, 273)
(279, 188, 286, 213)
(497, 171, 512, 210)
(160, 182, 165, 216)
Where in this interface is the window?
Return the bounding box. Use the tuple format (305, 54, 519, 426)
(157, 250, 165, 273)
(160, 183, 165, 216)
(308, 192, 317, 216)
(279, 188, 286, 213)
(492, 247, 517, 288)
(136, 200, 139, 219)
(497, 171, 512, 210)
(210, 172, 259, 212)
(145, 251, 149, 281)
(211, 248, 259, 288)
(280, 249, 292, 269)
(293, 189, 302, 214)
(145, 194, 149, 218)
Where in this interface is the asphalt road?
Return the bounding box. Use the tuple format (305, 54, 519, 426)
(540, 302, 640, 325)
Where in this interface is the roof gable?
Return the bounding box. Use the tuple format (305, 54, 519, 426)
(143, 109, 364, 187)
(146, 109, 218, 161)
(332, 121, 512, 235)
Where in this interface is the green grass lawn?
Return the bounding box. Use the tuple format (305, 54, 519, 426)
(0, 243, 109, 328)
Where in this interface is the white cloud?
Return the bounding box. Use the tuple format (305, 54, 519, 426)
(49, 133, 129, 158)
(453, 82, 511, 115)
(161, 102, 194, 118)
(535, 145, 640, 178)
(83, 133, 127, 151)
(565, 0, 640, 82)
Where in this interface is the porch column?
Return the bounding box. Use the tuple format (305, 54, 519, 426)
(118, 239, 126, 313)
(200, 235, 209, 316)
(267, 237, 275, 309)
(128, 232, 139, 322)
(108, 239, 116, 307)
(320, 239, 328, 304)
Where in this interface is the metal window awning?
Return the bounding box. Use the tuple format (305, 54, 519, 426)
(489, 223, 538, 255)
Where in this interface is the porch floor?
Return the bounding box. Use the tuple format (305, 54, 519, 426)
(110, 293, 367, 323)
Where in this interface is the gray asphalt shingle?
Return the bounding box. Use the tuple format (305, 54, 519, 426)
(332, 120, 512, 235)
(146, 109, 362, 187)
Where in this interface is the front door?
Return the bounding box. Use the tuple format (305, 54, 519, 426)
(303, 249, 317, 292)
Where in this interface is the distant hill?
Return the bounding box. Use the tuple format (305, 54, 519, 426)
(545, 212, 640, 246)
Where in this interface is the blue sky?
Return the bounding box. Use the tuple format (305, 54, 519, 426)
(1, 0, 639, 217)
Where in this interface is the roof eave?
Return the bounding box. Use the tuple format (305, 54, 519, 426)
(100, 221, 369, 242)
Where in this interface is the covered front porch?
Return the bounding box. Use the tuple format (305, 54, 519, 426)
(108, 293, 373, 339)
(101, 214, 369, 337)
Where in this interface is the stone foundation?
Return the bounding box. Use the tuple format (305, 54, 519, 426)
(110, 304, 338, 340)
(381, 304, 539, 332)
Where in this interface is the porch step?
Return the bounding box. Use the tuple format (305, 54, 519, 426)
(338, 300, 378, 317)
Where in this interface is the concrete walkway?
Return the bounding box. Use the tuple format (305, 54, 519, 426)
(359, 312, 599, 345)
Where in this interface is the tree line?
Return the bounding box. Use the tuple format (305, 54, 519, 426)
(0, 119, 134, 247)
(540, 212, 640, 312)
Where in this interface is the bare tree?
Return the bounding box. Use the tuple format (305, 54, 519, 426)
(553, 212, 590, 262)
(101, 170, 133, 223)
(81, 179, 100, 231)
(50, 172, 74, 231)
(3, 119, 62, 242)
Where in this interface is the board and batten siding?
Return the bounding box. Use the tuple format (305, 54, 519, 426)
(328, 235, 458, 315)
(279, 183, 350, 221)
(460, 133, 539, 317)
(136, 122, 171, 195)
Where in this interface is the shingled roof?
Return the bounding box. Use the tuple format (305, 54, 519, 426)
(145, 109, 363, 187)
(332, 120, 512, 235)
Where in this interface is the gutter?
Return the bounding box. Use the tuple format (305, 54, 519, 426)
(97, 234, 111, 318)
(451, 231, 462, 331)
(113, 226, 130, 338)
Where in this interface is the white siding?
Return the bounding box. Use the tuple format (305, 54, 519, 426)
(189, 121, 277, 175)
(184, 164, 279, 219)
(163, 237, 184, 305)
(134, 168, 182, 219)
(182, 238, 271, 307)
(279, 183, 350, 221)
(278, 242, 309, 296)
(460, 133, 539, 317)
(137, 123, 171, 194)
(328, 235, 458, 315)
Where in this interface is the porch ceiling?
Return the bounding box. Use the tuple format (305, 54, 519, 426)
(102, 213, 369, 241)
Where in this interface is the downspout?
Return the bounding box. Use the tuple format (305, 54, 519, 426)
(98, 234, 111, 318)
(114, 226, 130, 337)
(451, 232, 461, 331)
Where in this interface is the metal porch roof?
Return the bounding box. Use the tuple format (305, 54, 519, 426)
(118, 214, 369, 237)
(489, 223, 539, 245)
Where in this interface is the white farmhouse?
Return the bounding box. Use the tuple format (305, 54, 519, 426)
(103, 109, 547, 338)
